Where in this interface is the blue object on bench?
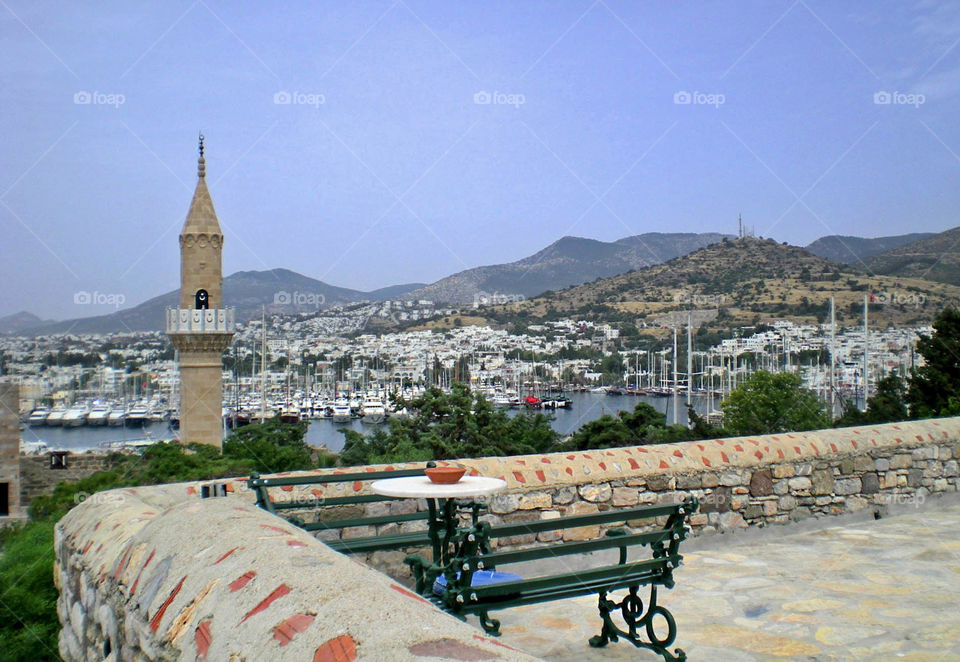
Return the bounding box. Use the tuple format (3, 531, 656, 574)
(433, 570, 523, 597)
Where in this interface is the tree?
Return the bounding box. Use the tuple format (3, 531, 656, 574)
(223, 417, 317, 473)
(907, 307, 960, 418)
(721, 370, 829, 435)
(834, 373, 909, 428)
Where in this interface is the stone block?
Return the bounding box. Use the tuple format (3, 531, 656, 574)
(811, 470, 834, 496)
(944, 461, 959, 478)
(700, 487, 731, 514)
(676, 474, 701, 489)
(890, 454, 913, 469)
(731, 495, 749, 510)
(720, 471, 744, 487)
(796, 463, 813, 476)
(933, 478, 949, 491)
(717, 511, 746, 531)
(762, 500, 778, 516)
(341, 525, 375, 539)
(578, 483, 612, 503)
(701, 473, 720, 488)
(388, 499, 419, 516)
(749, 470, 773, 496)
(611, 487, 639, 507)
(689, 513, 709, 526)
(733, 486, 749, 495)
(553, 486, 577, 504)
(637, 491, 659, 504)
(913, 447, 938, 461)
(860, 473, 880, 494)
(853, 456, 875, 473)
(646, 477, 673, 492)
(518, 491, 552, 510)
(840, 458, 855, 475)
(489, 493, 520, 514)
(562, 502, 600, 541)
(875, 457, 891, 471)
(742, 504, 764, 519)
(773, 479, 789, 495)
(788, 477, 812, 492)
(907, 469, 924, 488)
(772, 465, 795, 479)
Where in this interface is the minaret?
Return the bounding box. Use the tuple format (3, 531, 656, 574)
(166, 135, 235, 448)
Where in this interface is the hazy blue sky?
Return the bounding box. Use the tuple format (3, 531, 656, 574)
(2, 0, 960, 318)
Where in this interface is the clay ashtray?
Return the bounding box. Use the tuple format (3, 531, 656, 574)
(425, 467, 466, 484)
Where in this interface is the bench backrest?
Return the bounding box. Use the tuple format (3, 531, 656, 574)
(248, 465, 430, 529)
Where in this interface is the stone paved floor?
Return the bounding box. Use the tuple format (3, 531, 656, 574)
(493, 500, 960, 661)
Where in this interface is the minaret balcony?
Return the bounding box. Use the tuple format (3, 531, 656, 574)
(166, 308, 235, 334)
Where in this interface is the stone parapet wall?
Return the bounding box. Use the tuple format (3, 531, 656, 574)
(56, 487, 538, 661)
(54, 417, 960, 659)
(20, 453, 111, 508)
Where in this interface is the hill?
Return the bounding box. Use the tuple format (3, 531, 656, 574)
(0, 311, 50, 335)
(483, 237, 960, 328)
(865, 226, 960, 286)
(19, 270, 423, 336)
(805, 233, 935, 265)
(406, 232, 732, 303)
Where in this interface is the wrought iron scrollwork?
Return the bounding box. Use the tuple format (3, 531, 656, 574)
(588, 584, 686, 662)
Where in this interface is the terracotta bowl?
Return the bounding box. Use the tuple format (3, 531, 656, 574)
(425, 467, 466, 484)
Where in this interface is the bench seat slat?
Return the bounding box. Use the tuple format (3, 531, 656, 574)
(302, 511, 429, 531)
(485, 503, 685, 538)
(463, 555, 677, 600)
(476, 529, 674, 567)
(327, 531, 432, 554)
(253, 468, 424, 488)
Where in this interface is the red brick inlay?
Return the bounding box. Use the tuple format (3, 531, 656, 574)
(390, 583, 432, 605)
(720, 452, 729, 463)
(214, 547, 238, 565)
(352, 481, 363, 492)
(513, 471, 526, 483)
(186, 486, 196, 495)
(149, 576, 186, 633)
(734, 445, 744, 452)
(851, 440, 858, 449)
(515, 459, 526, 465)
(130, 550, 155, 595)
(229, 571, 256, 592)
(754, 451, 763, 460)
(565, 467, 573, 476)
(313, 634, 357, 662)
(830, 443, 838, 452)
(794, 446, 802, 455)
(702, 457, 711, 467)
(280, 485, 293, 492)
(598, 462, 607, 470)
(114, 545, 133, 580)
(535, 470, 546, 482)
(697, 444, 705, 451)
(626, 458, 639, 470)
(240, 584, 291, 623)
(287, 540, 306, 548)
(408, 637, 496, 660)
(673, 450, 683, 458)
(659, 460, 669, 469)
(260, 524, 288, 534)
(541, 457, 551, 463)
(82, 541, 93, 554)
(273, 612, 315, 647)
(195, 619, 212, 661)
(473, 633, 524, 652)
(777, 449, 784, 459)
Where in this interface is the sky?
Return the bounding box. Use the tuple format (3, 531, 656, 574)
(2, 0, 960, 319)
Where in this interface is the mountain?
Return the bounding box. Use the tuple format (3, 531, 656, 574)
(0, 311, 50, 335)
(405, 232, 733, 304)
(19, 270, 424, 336)
(865, 226, 960, 286)
(496, 237, 960, 327)
(805, 233, 935, 265)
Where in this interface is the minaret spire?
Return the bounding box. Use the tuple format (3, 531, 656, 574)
(198, 132, 206, 178)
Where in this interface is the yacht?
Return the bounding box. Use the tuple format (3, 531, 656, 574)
(63, 404, 90, 427)
(27, 408, 50, 426)
(107, 409, 126, 426)
(361, 397, 386, 424)
(21, 440, 50, 455)
(45, 408, 66, 427)
(279, 405, 301, 424)
(126, 402, 150, 426)
(331, 400, 351, 423)
(87, 403, 111, 426)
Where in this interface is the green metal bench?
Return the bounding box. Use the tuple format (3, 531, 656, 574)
(407, 497, 699, 662)
(248, 466, 439, 555)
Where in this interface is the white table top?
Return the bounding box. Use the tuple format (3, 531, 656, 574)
(371, 475, 508, 499)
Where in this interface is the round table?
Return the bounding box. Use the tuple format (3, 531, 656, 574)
(371, 475, 507, 500)
(371, 475, 507, 582)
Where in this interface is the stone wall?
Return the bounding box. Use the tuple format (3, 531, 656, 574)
(0, 383, 23, 522)
(56, 488, 538, 661)
(55, 417, 960, 660)
(20, 453, 111, 508)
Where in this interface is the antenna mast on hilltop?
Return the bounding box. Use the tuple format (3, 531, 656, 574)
(738, 213, 743, 239)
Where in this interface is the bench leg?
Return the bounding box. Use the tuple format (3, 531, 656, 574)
(478, 610, 501, 636)
(588, 585, 687, 662)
